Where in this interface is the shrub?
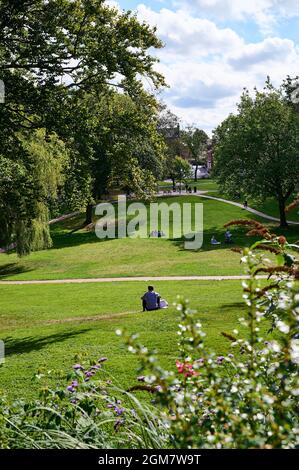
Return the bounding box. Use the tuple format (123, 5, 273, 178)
(0, 356, 168, 449)
(120, 230, 299, 448)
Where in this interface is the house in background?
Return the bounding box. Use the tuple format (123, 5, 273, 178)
(160, 123, 214, 174)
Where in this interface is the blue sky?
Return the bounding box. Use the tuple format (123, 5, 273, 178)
(109, 0, 299, 134)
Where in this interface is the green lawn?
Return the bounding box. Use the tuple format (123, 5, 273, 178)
(0, 280, 248, 400)
(251, 196, 299, 222)
(159, 179, 218, 192)
(0, 194, 297, 403)
(201, 180, 299, 222)
(1, 195, 296, 281)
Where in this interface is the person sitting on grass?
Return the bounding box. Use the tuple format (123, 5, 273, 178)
(141, 286, 168, 311)
(224, 230, 233, 244)
(211, 235, 221, 245)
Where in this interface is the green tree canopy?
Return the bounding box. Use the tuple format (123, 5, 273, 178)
(169, 156, 192, 190)
(213, 81, 299, 227)
(81, 90, 166, 224)
(181, 127, 209, 181)
(0, 0, 166, 253)
(0, 129, 68, 255)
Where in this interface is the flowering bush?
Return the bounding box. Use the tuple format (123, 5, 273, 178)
(119, 229, 299, 448)
(0, 356, 167, 449)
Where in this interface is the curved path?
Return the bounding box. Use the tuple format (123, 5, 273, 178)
(0, 275, 268, 285)
(1, 191, 297, 254)
(159, 190, 299, 226)
(195, 193, 299, 226)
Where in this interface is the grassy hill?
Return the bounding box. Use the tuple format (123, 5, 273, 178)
(1, 195, 297, 281)
(0, 280, 247, 399)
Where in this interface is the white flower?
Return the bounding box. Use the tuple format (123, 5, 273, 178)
(290, 339, 299, 364)
(175, 393, 185, 406)
(268, 341, 281, 353)
(145, 375, 156, 384)
(276, 321, 290, 334)
(263, 394, 275, 404)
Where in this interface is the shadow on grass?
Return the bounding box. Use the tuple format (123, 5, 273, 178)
(0, 263, 33, 280)
(219, 302, 245, 312)
(51, 230, 101, 249)
(50, 200, 299, 251)
(170, 222, 299, 253)
(3, 328, 92, 356)
(50, 215, 125, 249)
(170, 226, 259, 253)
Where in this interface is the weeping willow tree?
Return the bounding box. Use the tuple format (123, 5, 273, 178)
(0, 129, 68, 256)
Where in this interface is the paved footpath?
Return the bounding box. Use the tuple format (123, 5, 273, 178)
(160, 191, 299, 226)
(196, 194, 299, 226)
(1, 191, 298, 254)
(0, 275, 268, 285)
(1, 191, 297, 282)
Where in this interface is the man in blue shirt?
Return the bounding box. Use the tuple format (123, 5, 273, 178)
(141, 286, 161, 311)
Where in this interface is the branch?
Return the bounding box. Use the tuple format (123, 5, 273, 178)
(5, 105, 41, 128)
(285, 185, 295, 201)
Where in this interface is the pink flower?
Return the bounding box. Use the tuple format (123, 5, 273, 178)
(176, 360, 198, 378)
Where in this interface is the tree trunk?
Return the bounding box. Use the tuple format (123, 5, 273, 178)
(172, 177, 175, 191)
(194, 164, 198, 182)
(278, 196, 288, 228)
(85, 202, 93, 226)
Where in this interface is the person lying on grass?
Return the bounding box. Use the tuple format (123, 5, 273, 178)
(141, 286, 168, 311)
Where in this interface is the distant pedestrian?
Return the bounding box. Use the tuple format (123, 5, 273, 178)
(243, 200, 248, 209)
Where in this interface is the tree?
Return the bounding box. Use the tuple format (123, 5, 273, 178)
(0, 129, 68, 255)
(170, 156, 192, 191)
(76, 91, 166, 225)
(282, 75, 299, 111)
(0, 0, 165, 251)
(0, 0, 164, 94)
(213, 82, 299, 227)
(157, 103, 180, 133)
(157, 106, 187, 190)
(181, 127, 208, 181)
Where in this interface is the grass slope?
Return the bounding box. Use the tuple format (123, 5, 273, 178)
(0, 280, 247, 400)
(1, 195, 296, 281)
(199, 180, 299, 222)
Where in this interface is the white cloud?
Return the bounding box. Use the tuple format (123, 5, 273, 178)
(137, 4, 243, 56)
(228, 37, 296, 69)
(105, 0, 121, 11)
(174, 0, 299, 31)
